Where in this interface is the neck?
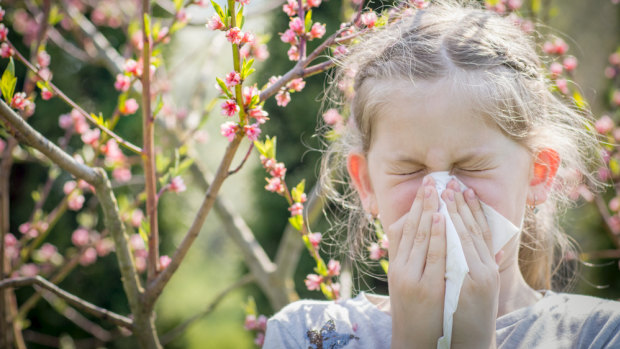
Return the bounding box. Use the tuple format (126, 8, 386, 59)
(497, 254, 542, 317)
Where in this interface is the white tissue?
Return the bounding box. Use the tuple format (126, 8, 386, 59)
(428, 172, 522, 349)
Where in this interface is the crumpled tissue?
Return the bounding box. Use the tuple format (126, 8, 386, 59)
(428, 172, 522, 349)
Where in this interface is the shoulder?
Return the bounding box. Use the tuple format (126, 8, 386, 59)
(497, 291, 620, 348)
(263, 293, 391, 349)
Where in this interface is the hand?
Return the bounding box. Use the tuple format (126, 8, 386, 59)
(441, 179, 499, 349)
(386, 176, 446, 349)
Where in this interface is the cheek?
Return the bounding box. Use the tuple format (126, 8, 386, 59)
(460, 177, 527, 227)
(376, 180, 421, 228)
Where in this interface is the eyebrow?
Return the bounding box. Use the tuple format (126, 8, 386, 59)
(388, 150, 495, 164)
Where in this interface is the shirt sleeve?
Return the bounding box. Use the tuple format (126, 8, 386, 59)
(263, 317, 304, 349)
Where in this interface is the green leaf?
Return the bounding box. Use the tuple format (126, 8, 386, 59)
(211, 1, 225, 20)
(48, 6, 64, 26)
(573, 91, 587, 110)
(170, 21, 187, 34)
(291, 179, 305, 202)
(315, 258, 327, 276)
(139, 220, 150, 251)
(304, 10, 312, 32)
(174, 0, 184, 11)
(531, 0, 541, 14)
(380, 259, 389, 274)
(288, 215, 303, 231)
(320, 282, 333, 299)
(302, 234, 313, 251)
(154, 95, 164, 116)
(175, 158, 194, 176)
(143, 14, 152, 40)
(244, 297, 257, 316)
(254, 140, 267, 157)
(215, 77, 232, 98)
(610, 158, 620, 176)
(1, 57, 17, 103)
(236, 6, 244, 29)
(267, 136, 277, 159)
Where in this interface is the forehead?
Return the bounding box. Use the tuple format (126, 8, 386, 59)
(367, 77, 513, 160)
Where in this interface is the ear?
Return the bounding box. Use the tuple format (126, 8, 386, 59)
(347, 151, 378, 216)
(528, 148, 560, 205)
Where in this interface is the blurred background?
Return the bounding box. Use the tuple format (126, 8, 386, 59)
(2, 0, 619, 347)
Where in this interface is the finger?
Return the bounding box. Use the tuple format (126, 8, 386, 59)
(441, 188, 482, 267)
(451, 184, 493, 266)
(391, 177, 432, 264)
(464, 188, 493, 256)
(408, 183, 439, 274)
(421, 212, 446, 283)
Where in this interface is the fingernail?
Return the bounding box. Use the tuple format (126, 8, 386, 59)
(449, 179, 459, 190)
(425, 186, 432, 198)
(433, 212, 440, 223)
(465, 189, 475, 200)
(445, 189, 454, 201)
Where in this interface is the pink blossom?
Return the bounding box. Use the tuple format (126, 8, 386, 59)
(102, 139, 125, 163)
(248, 107, 269, 124)
(4, 233, 17, 247)
(194, 0, 210, 6)
(41, 88, 53, 100)
(124, 59, 140, 76)
(20, 264, 39, 277)
(282, 0, 298, 16)
(287, 45, 300, 61)
(194, 130, 209, 143)
(11, 92, 31, 111)
(288, 202, 304, 216)
(610, 53, 620, 66)
(221, 100, 240, 117)
(59, 113, 73, 129)
(0, 24, 8, 41)
(605, 66, 617, 79)
(322, 108, 342, 125)
(610, 197, 620, 212)
(613, 90, 620, 106)
(0, 138, 5, 154)
(241, 31, 254, 44)
(614, 128, 620, 142)
(265, 177, 284, 193)
(19, 222, 38, 239)
(113, 167, 132, 183)
(299, 193, 307, 203)
(412, 0, 428, 8)
(114, 74, 131, 91)
(135, 256, 147, 272)
(242, 85, 259, 105)
(307, 232, 322, 248)
(225, 71, 241, 87)
(269, 162, 286, 178)
(361, 12, 378, 28)
(257, 315, 267, 331)
(120, 98, 139, 115)
(220, 121, 239, 141)
(159, 255, 171, 271)
(280, 29, 297, 44)
(131, 209, 144, 228)
(176, 8, 190, 23)
(549, 62, 563, 78)
(507, 0, 522, 10)
(169, 176, 186, 193)
(333, 45, 348, 56)
(81, 128, 100, 146)
(79, 247, 97, 266)
(243, 123, 262, 141)
(287, 78, 305, 92)
(244, 314, 257, 330)
(226, 27, 244, 44)
(37, 50, 51, 67)
(304, 274, 323, 291)
(329, 282, 341, 299)
(67, 192, 85, 211)
(254, 333, 265, 347)
(130, 234, 145, 251)
(207, 15, 225, 30)
(595, 115, 615, 134)
(327, 259, 341, 277)
(289, 17, 304, 35)
(38, 243, 58, 262)
(598, 167, 612, 181)
(309, 23, 326, 39)
(380, 236, 389, 249)
(64, 180, 77, 195)
(0, 7, 4, 21)
(368, 242, 386, 260)
(96, 238, 114, 257)
(276, 91, 291, 107)
(555, 78, 569, 94)
(307, 0, 322, 8)
(72, 228, 90, 247)
(563, 56, 578, 71)
(609, 215, 620, 234)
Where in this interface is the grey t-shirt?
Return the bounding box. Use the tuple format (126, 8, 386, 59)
(263, 291, 620, 348)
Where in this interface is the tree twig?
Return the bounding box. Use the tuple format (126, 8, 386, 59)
(228, 142, 254, 176)
(0, 276, 133, 329)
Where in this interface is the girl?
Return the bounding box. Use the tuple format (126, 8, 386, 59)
(264, 1, 620, 348)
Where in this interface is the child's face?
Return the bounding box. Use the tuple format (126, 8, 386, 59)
(359, 78, 534, 232)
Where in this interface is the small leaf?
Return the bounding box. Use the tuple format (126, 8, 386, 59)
(573, 91, 587, 110)
(610, 158, 620, 176)
(174, 0, 184, 11)
(320, 282, 333, 299)
(143, 14, 152, 40)
(175, 158, 195, 176)
(48, 6, 64, 26)
(211, 1, 225, 20)
(302, 235, 312, 251)
(288, 215, 303, 231)
(139, 220, 150, 251)
(153, 95, 164, 116)
(304, 10, 312, 32)
(292, 179, 305, 202)
(236, 6, 244, 29)
(380, 259, 389, 274)
(244, 297, 257, 316)
(215, 77, 233, 98)
(1, 57, 17, 103)
(254, 140, 267, 157)
(532, 0, 541, 14)
(315, 258, 327, 276)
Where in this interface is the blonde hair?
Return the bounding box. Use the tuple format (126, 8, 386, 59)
(319, 0, 605, 290)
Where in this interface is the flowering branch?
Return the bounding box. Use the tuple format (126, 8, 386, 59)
(0, 276, 133, 329)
